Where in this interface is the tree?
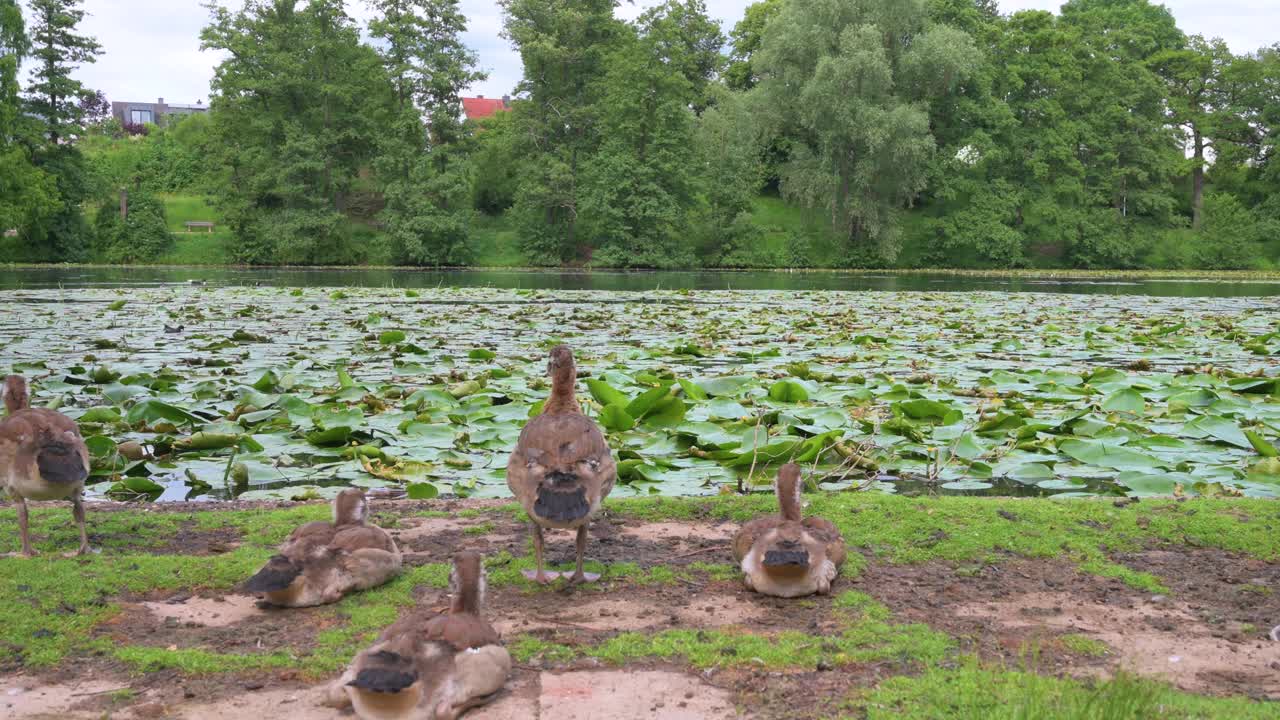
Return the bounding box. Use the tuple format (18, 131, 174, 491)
(78, 88, 108, 126)
(724, 0, 782, 91)
(20, 0, 101, 260)
(1, 1, 57, 244)
(754, 0, 980, 263)
(579, 0, 725, 267)
(368, 0, 485, 265)
(500, 0, 623, 264)
(202, 0, 391, 264)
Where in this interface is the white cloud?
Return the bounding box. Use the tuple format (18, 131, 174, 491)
(19, 0, 1279, 106)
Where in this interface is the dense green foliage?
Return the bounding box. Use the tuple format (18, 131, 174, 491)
(4, 0, 1280, 269)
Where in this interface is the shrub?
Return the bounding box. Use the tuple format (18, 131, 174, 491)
(94, 192, 172, 263)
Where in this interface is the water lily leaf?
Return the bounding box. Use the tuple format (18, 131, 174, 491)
(1185, 415, 1251, 449)
(768, 380, 809, 403)
(1058, 439, 1164, 471)
(126, 400, 201, 426)
(467, 348, 495, 360)
(306, 426, 351, 447)
(676, 378, 708, 401)
(1245, 430, 1278, 457)
(1101, 389, 1144, 414)
(406, 482, 439, 499)
(626, 386, 671, 419)
(586, 379, 628, 408)
(895, 399, 962, 425)
(378, 330, 407, 345)
(951, 433, 985, 460)
(403, 423, 457, 449)
(599, 404, 636, 432)
(696, 376, 752, 397)
(642, 396, 687, 428)
(78, 407, 122, 424)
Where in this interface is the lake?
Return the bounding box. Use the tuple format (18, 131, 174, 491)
(3, 266, 1280, 296)
(0, 269, 1276, 502)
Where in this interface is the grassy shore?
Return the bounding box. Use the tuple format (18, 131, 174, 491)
(1, 493, 1276, 718)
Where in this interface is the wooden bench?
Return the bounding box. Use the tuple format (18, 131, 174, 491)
(184, 221, 216, 233)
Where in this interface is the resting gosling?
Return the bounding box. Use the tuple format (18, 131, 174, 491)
(733, 463, 846, 598)
(244, 488, 401, 607)
(325, 551, 511, 720)
(507, 345, 616, 583)
(0, 375, 91, 557)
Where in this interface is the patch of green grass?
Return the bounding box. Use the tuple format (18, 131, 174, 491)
(850, 659, 1275, 719)
(1058, 634, 1109, 658)
(469, 213, 525, 267)
(110, 645, 297, 674)
(609, 494, 1280, 592)
(512, 600, 951, 671)
(464, 521, 496, 536)
(0, 547, 268, 666)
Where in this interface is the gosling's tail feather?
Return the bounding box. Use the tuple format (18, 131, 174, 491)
(36, 442, 87, 485)
(244, 555, 302, 593)
(533, 484, 590, 523)
(349, 651, 418, 694)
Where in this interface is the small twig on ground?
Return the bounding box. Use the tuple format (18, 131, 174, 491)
(672, 546, 722, 559)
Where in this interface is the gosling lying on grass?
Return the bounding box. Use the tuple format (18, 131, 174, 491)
(325, 551, 511, 720)
(244, 488, 402, 607)
(733, 463, 846, 598)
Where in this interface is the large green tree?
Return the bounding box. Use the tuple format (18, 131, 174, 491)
(20, 0, 100, 260)
(368, 0, 485, 266)
(579, 0, 725, 267)
(500, 0, 622, 264)
(724, 0, 782, 92)
(754, 0, 980, 263)
(202, 0, 390, 264)
(1151, 35, 1235, 229)
(0, 0, 57, 241)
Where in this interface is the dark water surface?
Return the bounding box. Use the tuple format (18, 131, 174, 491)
(3, 266, 1279, 296)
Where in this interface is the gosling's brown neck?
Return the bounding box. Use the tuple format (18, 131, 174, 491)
(775, 465, 803, 522)
(542, 363, 579, 416)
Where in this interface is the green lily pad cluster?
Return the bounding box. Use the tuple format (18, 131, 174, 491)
(0, 285, 1276, 500)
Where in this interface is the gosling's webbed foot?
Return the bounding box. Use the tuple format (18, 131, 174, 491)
(6, 550, 38, 558)
(567, 571, 602, 585)
(63, 545, 95, 558)
(522, 569, 561, 584)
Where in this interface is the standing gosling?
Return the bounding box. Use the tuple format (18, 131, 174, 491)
(733, 463, 846, 598)
(507, 345, 616, 583)
(0, 375, 91, 557)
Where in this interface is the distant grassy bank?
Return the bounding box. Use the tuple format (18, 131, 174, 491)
(4, 192, 1278, 273)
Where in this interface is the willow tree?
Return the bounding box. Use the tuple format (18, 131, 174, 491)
(753, 0, 978, 263)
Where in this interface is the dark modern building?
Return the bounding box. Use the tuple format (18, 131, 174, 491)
(111, 98, 208, 126)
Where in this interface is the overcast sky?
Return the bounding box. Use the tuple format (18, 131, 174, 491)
(21, 0, 1280, 106)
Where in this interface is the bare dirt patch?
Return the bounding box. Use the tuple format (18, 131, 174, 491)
(538, 669, 745, 719)
(953, 591, 1280, 699)
(856, 553, 1280, 700)
(495, 591, 766, 635)
(1, 674, 133, 719)
(138, 595, 261, 628)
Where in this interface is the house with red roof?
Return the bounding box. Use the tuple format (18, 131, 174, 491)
(462, 95, 512, 121)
